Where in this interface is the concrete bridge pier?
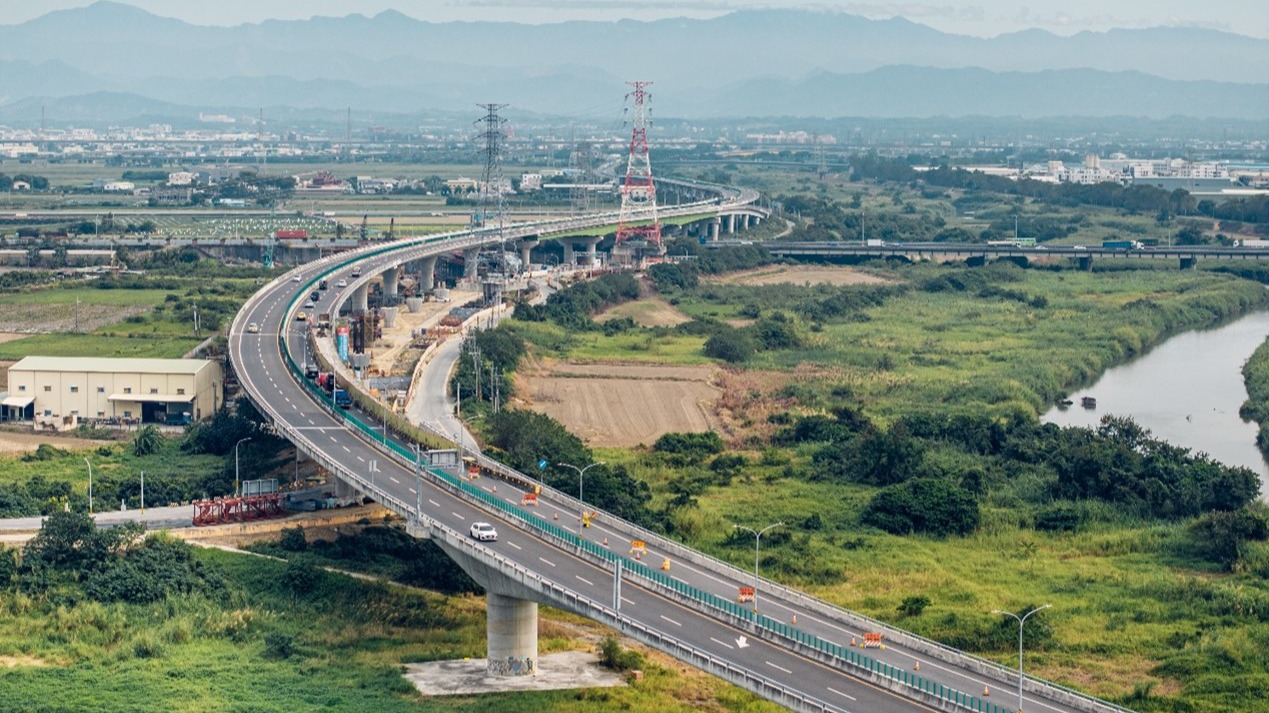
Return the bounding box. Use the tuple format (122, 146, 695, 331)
(517, 239, 539, 272)
(579, 236, 602, 268)
(486, 594, 539, 676)
(726, 214, 735, 234)
(562, 242, 576, 267)
(1180, 256, 1198, 270)
(432, 538, 541, 677)
(381, 267, 399, 297)
(1077, 255, 1093, 271)
(740, 214, 750, 230)
(710, 218, 721, 242)
(463, 248, 480, 280)
(418, 256, 437, 291)
(351, 283, 369, 312)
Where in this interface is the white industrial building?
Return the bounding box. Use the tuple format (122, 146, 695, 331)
(2, 356, 223, 430)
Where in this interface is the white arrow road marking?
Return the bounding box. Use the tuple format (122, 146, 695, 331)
(736, 636, 749, 649)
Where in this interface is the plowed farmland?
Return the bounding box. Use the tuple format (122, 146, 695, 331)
(519, 361, 720, 447)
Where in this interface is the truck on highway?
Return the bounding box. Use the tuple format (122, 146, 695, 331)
(865, 239, 884, 247)
(1235, 239, 1269, 249)
(333, 388, 352, 409)
(1103, 240, 1143, 250)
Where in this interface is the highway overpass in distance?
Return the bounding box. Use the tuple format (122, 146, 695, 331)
(759, 240, 1269, 269)
(230, 185, 1133, 713)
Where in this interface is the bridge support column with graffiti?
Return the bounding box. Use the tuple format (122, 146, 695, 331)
(433, 537, 542, 677)
(486, 593, 539, 677)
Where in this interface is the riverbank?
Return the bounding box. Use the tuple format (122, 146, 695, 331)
(499, 259, 1269, 711)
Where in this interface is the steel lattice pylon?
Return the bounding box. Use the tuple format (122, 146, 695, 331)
(474, 103, 509, 237)
(616, 81, 661, 250)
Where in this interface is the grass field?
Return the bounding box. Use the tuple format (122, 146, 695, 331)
(0, 543, 784, 713)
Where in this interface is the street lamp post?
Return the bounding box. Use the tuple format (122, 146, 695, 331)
(234, 437, 253, 497)
(140, 470, 145, 514)
(83, 458, 94, 515)
(558, 462, 605, 525)
(734, 522, 784, 614)
(992, 604, 1052, 713)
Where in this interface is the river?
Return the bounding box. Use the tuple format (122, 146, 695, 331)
(1042, 310, 1269, 499)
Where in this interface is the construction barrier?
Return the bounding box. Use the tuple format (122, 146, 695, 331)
(738, 586, 756, 603)
(521, 492, 538, 507)
(863, 632, 884, 649)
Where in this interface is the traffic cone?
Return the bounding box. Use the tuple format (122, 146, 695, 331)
(662, 558, 671, 571)
(983, 686, 990, 697)
(851, 636, 857, 647)
(492, 485, 497, 493)
(914, 660, 920, 671)
(553, 512, 558, 520)
(791, 615, 798, 625)
(603, 537, 609, 547)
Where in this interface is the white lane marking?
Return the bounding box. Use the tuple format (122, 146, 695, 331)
(826, 687, 857, 701)
(709, 637, 735, 650)
(389, 476, 400, 484)
(575, 575, 594, 587)
(341, 445, 350, 453)
(659, 615, 682, 627)
(621, 596, 635, 606)
(329, 436, 338, 443)
(538, 556, 556, 568)
(451, 512, 465, 520)
(428, 499, 440, 507)
(356, 456, 365, 462)
(408, 487, 416, 494)
(506, 541, 522, 551)
(765, 661, 792, 675)
(306, 418, 314, 425)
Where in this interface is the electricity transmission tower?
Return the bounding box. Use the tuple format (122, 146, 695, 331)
(615, 81, 662, 261)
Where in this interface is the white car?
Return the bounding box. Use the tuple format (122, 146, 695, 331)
(336, 278, 348, 288)
(246, 322, 260, 334)
(469, 522, 498, 542)
(291, 274, 302, 282)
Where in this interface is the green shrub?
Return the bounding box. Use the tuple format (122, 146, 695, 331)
(597, 635, 644, 672)
(263, 631, 296, 659)
(862, 479, 980, 537)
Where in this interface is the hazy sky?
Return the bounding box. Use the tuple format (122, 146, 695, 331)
(3, 0, 1267, 38)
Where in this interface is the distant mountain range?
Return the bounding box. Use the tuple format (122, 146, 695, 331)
(0, 2, 1265, 124)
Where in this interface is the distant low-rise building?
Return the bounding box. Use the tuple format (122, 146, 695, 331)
(2, 356, 223, 429)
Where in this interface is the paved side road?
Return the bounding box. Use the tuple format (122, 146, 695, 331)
(0, 504, 195, 532)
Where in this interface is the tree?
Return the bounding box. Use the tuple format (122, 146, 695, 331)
(132, 425, 163, 457)
(704, 328, 755, 363)
(861, 479, 980, 537)
(898, 595, 931, 617)
(279, 526, 308, 552)
(1187, 506, 1269, 571)
(814, 423, 926, 486)
(281, 560, 320, 604)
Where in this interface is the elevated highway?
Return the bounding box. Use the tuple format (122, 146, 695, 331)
(230, 189, 1128, 713)
(762, 240, 1269, 269)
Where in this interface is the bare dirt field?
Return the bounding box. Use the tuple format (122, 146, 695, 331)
(0, 429, 116, 454)
(518, 360, 721, 447)
(594, 298, 692, 328)
(708, 265, 892, 287)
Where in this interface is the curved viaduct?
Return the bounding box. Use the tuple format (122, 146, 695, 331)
(229, 185, 1127, 713)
